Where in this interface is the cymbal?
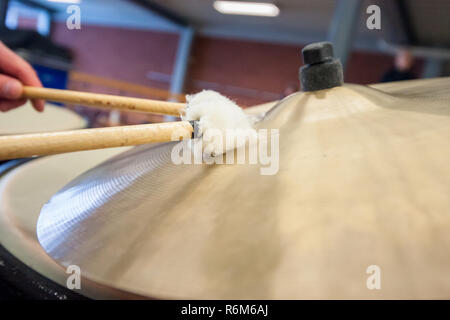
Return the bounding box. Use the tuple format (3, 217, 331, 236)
(38, 78, 450, 299)
(0, 102, 86, 135)
(370, 77, 450, 98)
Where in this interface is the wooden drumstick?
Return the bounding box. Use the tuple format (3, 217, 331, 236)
(0, 121, 196, 160)
(22, 86, 186, 116)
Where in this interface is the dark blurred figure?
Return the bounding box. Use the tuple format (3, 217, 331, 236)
(281, 82, 300, 98)
(381, 49, 416, 82)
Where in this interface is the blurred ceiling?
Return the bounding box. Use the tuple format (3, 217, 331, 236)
(144, 0, 450, 48)
(30, 0, 450, 49)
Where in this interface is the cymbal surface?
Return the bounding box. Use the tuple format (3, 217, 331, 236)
(0, 148, 134, 299)
(0, 102, 86, 135)
(38, 78, 450, 299)
(370, 77, 450, 99)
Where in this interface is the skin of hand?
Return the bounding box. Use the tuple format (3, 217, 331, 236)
(0, 41, 45, 112)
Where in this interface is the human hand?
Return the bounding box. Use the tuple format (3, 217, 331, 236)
(0, 41, 45, 112)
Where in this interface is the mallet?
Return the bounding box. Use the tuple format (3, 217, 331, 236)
(21, 86, 186, 116)
(0, 121, 197, 160)
(2, 90, 254, 161)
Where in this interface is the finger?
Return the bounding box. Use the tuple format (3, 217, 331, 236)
(0, 98, 27, 112)
(0, 74, 41, 113)
(0, 42, 41, 86)
(31, 98, 45, 112)
(0, 42, 45, 112)
(0, 74, 22, 100)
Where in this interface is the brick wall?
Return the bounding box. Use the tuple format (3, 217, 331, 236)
(52, 23, 423, 108)
(51, 23, 179, 91)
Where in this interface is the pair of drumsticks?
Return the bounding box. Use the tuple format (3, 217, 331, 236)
(0, 87, 196, 160)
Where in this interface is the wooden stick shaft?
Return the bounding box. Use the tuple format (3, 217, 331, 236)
(0, 121, 193, 160)
(22, 86, 186, 116)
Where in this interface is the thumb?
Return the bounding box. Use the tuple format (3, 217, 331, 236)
(0, 74, 23, 100)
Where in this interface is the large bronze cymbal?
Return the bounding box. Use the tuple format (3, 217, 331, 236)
(38, 78, 450, 299)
